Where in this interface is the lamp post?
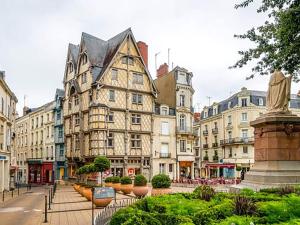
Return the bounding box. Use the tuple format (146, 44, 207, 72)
(234, 155, 237, 185)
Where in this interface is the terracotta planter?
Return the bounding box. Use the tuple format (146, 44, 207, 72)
(120, 184, 133, 195)
(83, 188, 92, 201)
(74, 184, 80, 192)
(79, 186, 85, 196)
(105, 182, 113, 187)
(92, 197, 112, 207)
(133, 186, 149, 197)
(151, 188, 172, 196)
(111, 183, 121, 192)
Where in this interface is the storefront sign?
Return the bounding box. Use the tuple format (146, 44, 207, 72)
(179, 161, 192, 167)
(93, 187, 115, 199)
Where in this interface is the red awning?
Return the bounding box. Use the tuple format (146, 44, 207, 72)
(205, 163, 235, 169)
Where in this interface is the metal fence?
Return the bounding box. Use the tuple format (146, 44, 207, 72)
(94, 198, 138, 225)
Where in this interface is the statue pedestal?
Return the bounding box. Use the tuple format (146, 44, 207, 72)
(234, 114, 300, 191)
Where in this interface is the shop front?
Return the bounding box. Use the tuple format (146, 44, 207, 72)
(179, 161, 193, 180)
(28, 159, 54, 185)
(205, 163, 235, 178)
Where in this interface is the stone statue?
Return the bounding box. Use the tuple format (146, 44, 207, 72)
(266, 70, 292, 113)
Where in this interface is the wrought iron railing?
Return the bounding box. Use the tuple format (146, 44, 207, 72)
(94, 198, 138, 225)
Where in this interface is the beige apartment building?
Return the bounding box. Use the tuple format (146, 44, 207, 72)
(15, 101, 55, 184)
(63, 28, 157, 180)
(0, 71, 18, 191)
(152, 104, 177, 179)
(154, 65, 195, 179)
(198, 87, 300, 179)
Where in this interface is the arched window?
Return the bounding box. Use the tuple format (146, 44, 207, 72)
(68, 62, 73, 73)
(179, 114, 186, 131)
(81, 53, 88, 65)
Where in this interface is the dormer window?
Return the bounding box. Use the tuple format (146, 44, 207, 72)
(161, 106, 168, 115)
(213, 107, 217, 115)
(241, 98, 248, 107)
(68, 63, 73, 73)
(204, 111, 207, 118)
(258, 98, 263, 106)
(81, 53, 87, 65)
(228, 101, 232, 109)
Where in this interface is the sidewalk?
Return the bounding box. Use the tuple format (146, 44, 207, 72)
(40, 185, 132, 225)
(0, 187, 31, 205)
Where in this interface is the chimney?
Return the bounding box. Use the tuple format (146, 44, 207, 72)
(156, 63, 169, 78)
(23, 106, 30, 116)
(0, 71, 5, 80)
(137, 41, 148, 68)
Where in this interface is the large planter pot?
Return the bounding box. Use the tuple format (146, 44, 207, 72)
(151, 188, 172, 196)
(105, 182, 113, 188)
(79, 186, 85, 196)
(74, 184, 80, 192)
(83, 188, 92, 201)
(133, 186, 149, 197)
(120, 184, 133, 195)
(92, 197, 112, 207)
(111, 183, 121, 192)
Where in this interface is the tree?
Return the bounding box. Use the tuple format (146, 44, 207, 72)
(94, 156, 111, 187)
(231, 0, 300, 81)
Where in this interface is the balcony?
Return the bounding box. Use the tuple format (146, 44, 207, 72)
(203, 144, 209, 149)
(202, 130, 208, 136)
(212, 128, 218, 134)
(159, 153, 171, 158)
(220, 137, 254, 146)
(226, 123, 233, 130)
(212, 143, 218, 148)
(176, 126, 192, 134)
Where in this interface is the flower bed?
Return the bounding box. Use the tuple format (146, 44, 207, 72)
(110, 186, 300, 225)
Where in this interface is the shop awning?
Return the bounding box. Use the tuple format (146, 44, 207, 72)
(205, 163, 235, 169)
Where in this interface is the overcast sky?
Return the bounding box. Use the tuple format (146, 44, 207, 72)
(1, 0, 298, 115)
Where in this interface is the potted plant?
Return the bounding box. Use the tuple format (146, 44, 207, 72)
(105, 177, 113, 187)
(82, 164, 97, 201)
(92, 185, 113, 207)
(94, 156, 111, 187)
(132, 174, 148, 198)
(120, 176, 133, 194)
(151, 174, 172, 196)
(111, 176, 121, 192)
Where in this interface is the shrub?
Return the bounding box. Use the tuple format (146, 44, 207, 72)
(193, 185, 215, 201)
(111, 176, 121, 183)
(234, 195, 256, 216)
(105, 177, 113, 183)
(121, 176, 132, 185)
(134, 175, 147, 186)
(151, 174, 171, 188)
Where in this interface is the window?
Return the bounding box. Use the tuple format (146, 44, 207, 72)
(68, 99, 72, 110)
(133, 73, 143, 84)
(132, 93, 143, 104)
(74, 95, 79, 105)
(36, 117, 38, 128)
(59, 145, 64, 156)
(109, 90, 115, 102)
(179, 95, 185, 107)
(107, 112, 114, 122)
(241, 98, 247, 107)
(107, 132, 114, 147)
(228, 131, 232, 139)
(161, 122, 169, 135)
(75, 134, 80, 150)
(242, 129, 248, 138)
(243, 146, 248, 154)
(161, 143, 169, 155)
(81, 53, 87, 65)
(122, 56, 134, 65)
(161, 107, 168, 115)
(82, 73, 87, 84)
(228, 101, 232, 109)
(159, 163, 166, 174)
(32, 119, 34, 129)
(204, 111, 207, 118)
(131, 114, 141, 124)
(74, 114, 80, 126)
(111, 69, 118, 80)
(214, 122, 218, 129)
(169, 164, 173, 173)
(58, 127, 63, 138)
(229, 147, 233, 157)
(68, 63, 73, 73)
(179, 114, 186, 130)
(258, 98, 263, 106)
(241, 113, 248, 122)
(57, 111, 61, 121)
(131, 134, 141, 148)
(41, 116, 43, 126)
(205, 125, 208, 131)
(213, 108, 217, 115)
(180, 140, 186, 152)
(228, 115, 232, 125)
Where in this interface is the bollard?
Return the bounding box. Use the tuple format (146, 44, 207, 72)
(11, 189, 13, 198)
(18, 186, 20, 196)
(48, 190, 51, 210)
(44, 195, 48, 223)
(2, 190, 4, 202)
(50, 188, 53, 203)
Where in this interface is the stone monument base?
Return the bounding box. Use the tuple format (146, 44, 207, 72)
(232, 114, 300, 192)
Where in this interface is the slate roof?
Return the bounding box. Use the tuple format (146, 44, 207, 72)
(69, 43, 79, 69)
(55, 88, 64, 98)
(201, 89, 300, 119)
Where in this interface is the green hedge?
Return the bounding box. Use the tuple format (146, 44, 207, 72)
(134, 175, 147, 186)
(151, 174, 171, 188)
(121, 176, 132, 185)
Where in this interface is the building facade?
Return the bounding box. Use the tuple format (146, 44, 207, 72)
(54, 89, 67, 180)
(15, 101, 55, 185)
(63, 28, 157, 180)
(152, 104, 177, 180)
(154, 65, 195, 179)
(198, 87, 300, 179)
(0, 71, 17, 191)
